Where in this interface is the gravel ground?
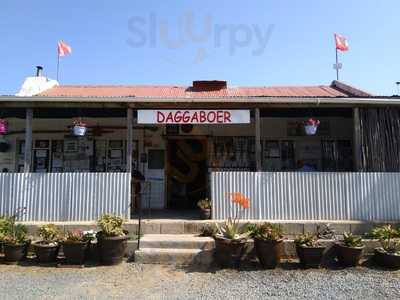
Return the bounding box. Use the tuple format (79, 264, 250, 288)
(0, 262, 399, 300)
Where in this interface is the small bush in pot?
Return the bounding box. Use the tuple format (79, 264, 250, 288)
(97, 214, 128, 265)
(197, 198, 211, 220)
(214, 192, 250, 268)
(62, 230, 95, 265)
(250, 223, 284, 269)
(295, 233, 325, 268)
(199, 224, 216, 237)
(336, 232, 364, 267)
(368, 225, 400, 268)
(0, 216, 10, 253)
(33, 224, 60, 263)
(2, 220, 30, 263)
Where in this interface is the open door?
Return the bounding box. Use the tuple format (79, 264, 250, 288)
(167, 138, 207, 209)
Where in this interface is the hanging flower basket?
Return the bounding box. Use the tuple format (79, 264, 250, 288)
(72, 119, 87, 136)
(0, 119, 8, 135)
(304, 118, 320, 136)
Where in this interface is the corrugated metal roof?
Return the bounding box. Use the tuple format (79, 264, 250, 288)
(38, 83, 360, 98)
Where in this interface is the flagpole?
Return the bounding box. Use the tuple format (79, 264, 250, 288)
(335, 47, 339, 81)
(56, 54, 60, 82)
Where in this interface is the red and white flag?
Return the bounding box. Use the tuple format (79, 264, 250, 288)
(334, 34, 349, 52)
(58, 40, 72, 57)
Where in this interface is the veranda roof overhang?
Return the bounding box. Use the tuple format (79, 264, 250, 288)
(1, 95, 400, 108)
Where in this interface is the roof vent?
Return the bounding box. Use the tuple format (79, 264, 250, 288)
(192, 80, 227, 91)
(36, 66, 43, 77)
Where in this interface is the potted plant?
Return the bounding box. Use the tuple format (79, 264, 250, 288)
(61, 230, 95, 265)
(214, 192, 250, 268)
(304, 118, 320, 135)
(336, 232, 364, 267)
(251, 222, 284, 269)
(295, 232, 326, 268)
(368, 225, 400, 268)
(72, 118, 87, 136)
(3, 223, 30, 263)
(197, 198, 211, 220)
(97, 214, 128, 265)
(33, 224, 60, 263)
(0, 216, 9, 253)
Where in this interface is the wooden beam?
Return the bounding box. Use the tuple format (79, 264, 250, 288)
(126, 108, 133, 173)
(353, 107, 362, 171)
(255, 108, 262, 171)
(24, 108, 33, 173)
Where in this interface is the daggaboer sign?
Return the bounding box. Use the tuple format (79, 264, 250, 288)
(137, 110, 250, 124)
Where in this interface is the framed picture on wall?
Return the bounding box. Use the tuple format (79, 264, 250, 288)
(35, 140, 49, 149)
(109, 140, 123, 149)
(64, 140, 78, 153)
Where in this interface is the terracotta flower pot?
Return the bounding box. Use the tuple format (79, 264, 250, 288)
(374, 248, 400, 269)
(214, 237, 246, 268)
(296, 245, 325, 268)
(199, 208, 211, 220)
(254, 238, 283, 269)
(336, 243, 364, 267)
(62, 242, 88, 265)
(33, 242, 60, 263)
(97, 234, 128, 265)
(3, 242, 30, 262)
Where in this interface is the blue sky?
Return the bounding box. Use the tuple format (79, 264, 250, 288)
(0, 0, 399, 96)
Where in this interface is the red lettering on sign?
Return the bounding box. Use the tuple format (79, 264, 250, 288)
(183, 111, 190, 123)
(199, 111, 206, 123)
(174, 110, 182, 123)
(166, 112, 174, 123)
(191, 112, 199, 123)
(224, 111, 231, 123)
(157, 111, 165, 123)
(216, 111, 224, 123)
(207, 111, 216, 123)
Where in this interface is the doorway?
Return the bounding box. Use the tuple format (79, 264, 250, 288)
(166, 138, 207, 209)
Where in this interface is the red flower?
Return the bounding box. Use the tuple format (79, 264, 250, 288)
(306, 118, 320, 127)
(226, 192, 250, 209)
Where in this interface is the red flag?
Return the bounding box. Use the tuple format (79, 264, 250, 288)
(334, 34, 349, 52)
(58, 40, 72, 57)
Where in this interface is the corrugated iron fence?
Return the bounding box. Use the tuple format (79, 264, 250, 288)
(0, 173, 130, 222)
(211, 172, 400, 221)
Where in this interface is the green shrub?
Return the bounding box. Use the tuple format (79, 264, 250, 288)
(37, 224, 60, 243)
(199, 224, 216, 237)
(197, 198, 211, 209)
(0, 216, 28, 245)
(367, 224, 400, 254)
(97, 214, 125, 237)
(342, 232, 363, 248)
(63, 230, 94, 243)
(295, 233, 320, 247)
(251, 223, 283, 241)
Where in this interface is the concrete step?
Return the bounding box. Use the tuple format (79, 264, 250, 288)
(139, 234, 214, 250)
(134, 247, 214, 266)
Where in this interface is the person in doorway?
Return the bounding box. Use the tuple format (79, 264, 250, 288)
(131, 170, 145, 216)
(297, 160, 316, 172)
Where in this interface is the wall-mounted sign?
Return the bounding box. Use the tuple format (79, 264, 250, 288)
(137, 110, 250, 124)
